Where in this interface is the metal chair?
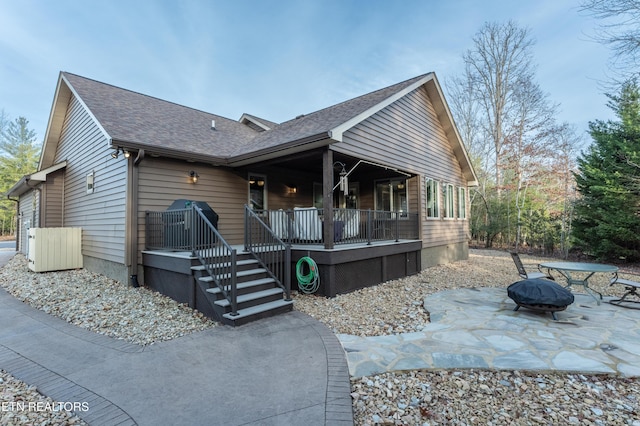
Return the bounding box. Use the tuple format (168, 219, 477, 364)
(509, 251, 553, 280)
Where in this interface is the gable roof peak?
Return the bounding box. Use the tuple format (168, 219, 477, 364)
(61, 72, 234, 121)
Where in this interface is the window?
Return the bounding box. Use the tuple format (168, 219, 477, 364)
(375, 179, 407, 216)
(425, 178, 439, 218)
(458, 187, 467, 219)
(248, 174, 266, 210)
(444, 184, 455, 218)
(86, 171, 95, 194)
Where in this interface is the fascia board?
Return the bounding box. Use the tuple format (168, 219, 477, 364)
(239, 113, 272, 131)
(39, 73, 113, 170)
(425, 76, 479, 186)
(227, 134, 332, 167)
(30, 161, 67, 181)
(60, 73, 113, 148)
(112, 139, 228, 166)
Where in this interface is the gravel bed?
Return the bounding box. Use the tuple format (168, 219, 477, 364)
(0, 370, 87, 425)
(0, 254, 216, 346)
(1, 250, 638, 425)
(294, 249, 639, 425)
(351, 370, 640, 425)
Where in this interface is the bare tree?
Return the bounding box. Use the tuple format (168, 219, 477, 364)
(580, 0, 640, 77)
(502, 77, 558, 248)
(463, 21, 535, 192)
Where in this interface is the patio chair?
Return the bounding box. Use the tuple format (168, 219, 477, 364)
(294, 207, 322, 241)
(341, 209, 360, 239)
(269, 210, 293, 239)
(509, 251, 553, 280)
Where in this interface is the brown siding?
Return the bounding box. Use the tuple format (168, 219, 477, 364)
(137, 157, 248, 253)
(54, 95, 127, 264)
(17, 190, 37, 254)
(41, 169, 64, 227)
(337, 85, 469, 249)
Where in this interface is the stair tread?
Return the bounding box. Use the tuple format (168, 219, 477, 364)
(191, 259, 258, 271)
(205, 277, 276, 293)
(222, 299, 293, 321)
(198, 268, 267, 281)
(214, 287, 284, 307)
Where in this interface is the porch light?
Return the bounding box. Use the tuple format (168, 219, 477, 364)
(286, 185, 297, 194)
(189, 170, 199, 184)
(111, 146, 131, 159)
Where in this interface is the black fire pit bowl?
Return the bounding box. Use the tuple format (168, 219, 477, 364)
(507, 278, 575, 320)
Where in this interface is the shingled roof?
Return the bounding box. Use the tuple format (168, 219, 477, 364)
(40, 71, 472, 181)
(228, 74, 431, 161)
(62, 72, 258, 161)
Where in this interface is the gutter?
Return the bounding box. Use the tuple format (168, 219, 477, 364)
(113, 132, 335, 169)
(5, 196, 19, 252)
(111, 139, 227, 166)
(227, 132, 333, 167)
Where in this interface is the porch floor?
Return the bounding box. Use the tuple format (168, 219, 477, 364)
(142, 239, 421, 258)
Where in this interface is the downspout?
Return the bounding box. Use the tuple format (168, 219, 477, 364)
(6, 196, 19, 251)
(127, 149, 145, 287)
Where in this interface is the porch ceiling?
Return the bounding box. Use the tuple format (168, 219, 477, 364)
(245, 150, 414, 179)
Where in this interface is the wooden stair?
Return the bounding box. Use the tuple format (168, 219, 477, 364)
(191, 252, 293, 326)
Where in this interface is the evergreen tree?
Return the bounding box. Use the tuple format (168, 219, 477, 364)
(0, 116, 41, 235)
(573, 81, 640, 261)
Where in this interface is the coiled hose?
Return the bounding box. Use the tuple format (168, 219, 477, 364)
(296, 256, 320, 294)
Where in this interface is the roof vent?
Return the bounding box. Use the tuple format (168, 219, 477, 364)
(295, 114, 305, 119)
(211, 119, 216, 130)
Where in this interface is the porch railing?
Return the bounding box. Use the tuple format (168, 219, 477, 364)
(244, 206, 291, 300)
(257, 208, 419, 246)
(145, 206, 239, 316)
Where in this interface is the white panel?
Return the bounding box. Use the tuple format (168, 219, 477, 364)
(28, 227, 83, 272)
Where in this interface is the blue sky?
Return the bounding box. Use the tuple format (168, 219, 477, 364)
(0, 0, 615, 147)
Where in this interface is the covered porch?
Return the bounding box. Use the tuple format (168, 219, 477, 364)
(238, 147, 424, 296)
(143, 148, 424, 299)
(239, 148, 422, 249)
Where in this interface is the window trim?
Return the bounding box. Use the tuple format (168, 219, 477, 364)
(444, 183, 455, 219)
(248, 173, 267, 211)
(86, 170, 95, 194)
(458, 187, 467, 220)
(374, 178, 408, 217)
(425, 177, 440, 219)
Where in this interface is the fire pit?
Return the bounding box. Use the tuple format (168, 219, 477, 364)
(507, 278, 575, 320)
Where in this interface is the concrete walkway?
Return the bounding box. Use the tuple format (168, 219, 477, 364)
(0, 252, 353, 426)
(340, 287, 640, 378)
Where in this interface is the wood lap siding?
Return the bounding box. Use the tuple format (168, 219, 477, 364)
(18, 191, 35, 254)
(137, 157, 248, 253)
(338, 86, 469, 248)
(42, 169, 64, 227)
(54, 95, 127, 264)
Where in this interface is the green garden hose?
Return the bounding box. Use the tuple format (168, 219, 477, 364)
(296, 256, 320, 294)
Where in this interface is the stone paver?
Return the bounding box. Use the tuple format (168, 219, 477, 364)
(339, 287, 640, 378)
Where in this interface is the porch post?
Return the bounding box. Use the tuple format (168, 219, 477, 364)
(323, 148, 334, 249)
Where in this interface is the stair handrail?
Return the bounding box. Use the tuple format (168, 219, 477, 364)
(244, 206, 291, 301)
(191, 205, 238, 316)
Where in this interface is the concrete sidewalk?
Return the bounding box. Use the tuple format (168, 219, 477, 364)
(0, 252, 353, 426)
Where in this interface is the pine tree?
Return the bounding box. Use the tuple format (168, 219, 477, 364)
(0, 116, 41, 235)
(572, 81, 640, 261)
